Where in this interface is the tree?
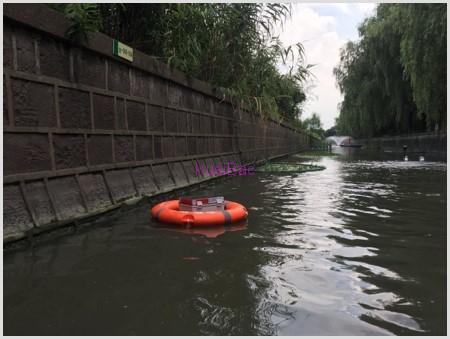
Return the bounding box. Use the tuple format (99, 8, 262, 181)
(334, 4, 445, 137)
(303, 112, 325, 139)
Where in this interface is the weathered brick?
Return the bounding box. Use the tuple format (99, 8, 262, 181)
(4, 184, 33, 238)
(53, 134, 86, 170)
(48, 176, 86, 219)
(38, 36, 70, 81)
(136, 136, 153, 161)
(87, 135, 113, 166)
(73, 48, 106, 88)
(93, 94, 114, 130)
(147, 105, 164, 132)
(59, 87, 91, 129)
(78, 173, 111, 210)
(26, 180, 57, 226)
(12, 79, 56, 127)
(115, 135, 134, 163)
(127, 100, 146, 131)
(108, 60, 129, 94)
(4, 133, 51, 175)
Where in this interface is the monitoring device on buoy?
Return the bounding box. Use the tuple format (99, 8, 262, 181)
(179, 196, 225, 212)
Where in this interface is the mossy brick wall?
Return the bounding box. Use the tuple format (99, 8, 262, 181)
(3, 4, 310, 242)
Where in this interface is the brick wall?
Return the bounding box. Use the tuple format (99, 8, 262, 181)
(3, 4, 311, 242)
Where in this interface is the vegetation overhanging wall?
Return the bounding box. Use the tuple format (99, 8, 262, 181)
(3, 4, 311, 243)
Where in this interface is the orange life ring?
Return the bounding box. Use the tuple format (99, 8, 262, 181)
(151, 200, 248, 227)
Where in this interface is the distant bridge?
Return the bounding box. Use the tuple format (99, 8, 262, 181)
(325, 136, 355, 146)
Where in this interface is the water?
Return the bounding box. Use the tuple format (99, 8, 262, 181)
(4, 149, 446, 335)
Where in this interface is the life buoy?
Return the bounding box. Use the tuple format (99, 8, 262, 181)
(151, 200, 248, 226)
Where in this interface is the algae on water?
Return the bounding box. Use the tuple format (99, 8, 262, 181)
(256, 162, 325, 173)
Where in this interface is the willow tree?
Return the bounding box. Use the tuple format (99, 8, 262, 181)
(334, 3, 446, 137)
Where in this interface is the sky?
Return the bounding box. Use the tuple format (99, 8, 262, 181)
(276, 3, 377, 129)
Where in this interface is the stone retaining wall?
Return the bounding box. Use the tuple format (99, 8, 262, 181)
(3, 4, 311, 243)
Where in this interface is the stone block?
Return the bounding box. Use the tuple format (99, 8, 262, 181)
(136, 135, 153, 161)
(191, 114, 200, 133)
(108, 60, 129, 94)
(105, 169, 136, 202)
(152, 163, 174, 190)
(93, 94, 114, 130)
(175, 137, 187, 157)
(167, 83, 183, 107)
(162, 136, 175, 158)
(87, 135, 113, 165)
(38, 36, 70, 81)
(4, 133, 51, 175)
(165, 109, 178, 133)
(187, 137, 197, 155)
(130, 69, 149, 98)
(25, 180, 57, 226)
(4, 22, 13, 69)
(73, 48, 106, 88)
(182, 160, 198, 182)
(4, 184, 33, 238)
(4, 78, 9, 126)
(127, 100, 146, 131)
(48, 176, 86, 219)
(15, 26, 36, 73)
(12, 79, 56, 127)
(116, 98, 127, 130)
(154, 136, 162, 159)
(59, 87, 91, 129)
(78, 173, 112, 211)
(149, 75, 167, 105)
(114, 135, 134, 163)
(169, 162, 188, 186)
(177, 111, 187, 132)
(53, 134, 86, 169)
(132, 166, 157, 195)
(147, 105, 164, 132)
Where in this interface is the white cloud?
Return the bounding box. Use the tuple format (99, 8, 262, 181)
(275, 3, 377, 129)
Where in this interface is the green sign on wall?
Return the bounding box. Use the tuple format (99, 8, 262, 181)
(112, 40, 133, 62)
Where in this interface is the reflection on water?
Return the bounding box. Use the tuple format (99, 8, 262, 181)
(4, 150, 446, 335)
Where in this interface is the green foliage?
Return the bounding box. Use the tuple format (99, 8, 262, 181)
(334, 4, 446, 137)
(256, 162, 326, 173)
(49, 3, 313, 126)
(49, 3, 100, 43)
(303, 112, 325, 139)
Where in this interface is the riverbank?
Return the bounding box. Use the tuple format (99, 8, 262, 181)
(355, 132, 446, 161)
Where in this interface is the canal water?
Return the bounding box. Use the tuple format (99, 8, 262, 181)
(4, 148, 446, 335)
